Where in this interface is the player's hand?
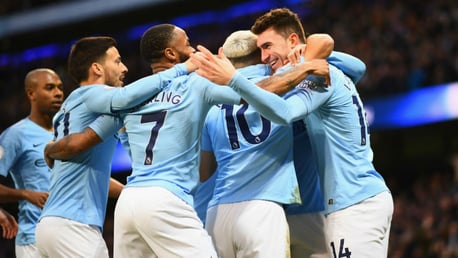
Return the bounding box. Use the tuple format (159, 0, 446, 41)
(184, 58, 198, 73)
(24, 190, 49, 209)
(0, 208, 18, 239)
(304, 59, 331, 86)
(288, 44, 307, 65)
(190, 45, 236, 85)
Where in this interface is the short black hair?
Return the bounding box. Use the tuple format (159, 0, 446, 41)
(140, 23, 176, 63)
(67, 36, 117, 83)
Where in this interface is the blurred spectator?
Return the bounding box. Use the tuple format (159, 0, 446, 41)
(0, 1, 457, 257)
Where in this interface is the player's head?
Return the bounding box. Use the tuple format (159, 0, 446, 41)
(251, 8, 306, 72)
(24, 68, 64, 115)
(140, 23, 196, 73)
(222, 30, 261, 69)
(68, 36, 128, 87)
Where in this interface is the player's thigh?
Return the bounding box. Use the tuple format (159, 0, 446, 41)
(116, 186, 216, 258)
(287, 212, 331, 258)
(206, 204, 236, 258)
(209, 200, 290, 258)
(15, 244, 41, 258)
(36, 216, 108, 258)
(326, 191, 393, 258)
(114, 188, 156, 258)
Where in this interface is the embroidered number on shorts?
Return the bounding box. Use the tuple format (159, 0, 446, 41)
(222, 104, 271, 149)
(330, 238, 352, 258)
(141, 110, 167, 165)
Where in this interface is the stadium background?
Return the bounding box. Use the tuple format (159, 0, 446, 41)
(0, 0, 457, 257)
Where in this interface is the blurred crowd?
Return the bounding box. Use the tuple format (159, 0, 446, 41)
(387, 155, 458, 257)
(0, 1, 457, 257)
(0, 0, 457, 130)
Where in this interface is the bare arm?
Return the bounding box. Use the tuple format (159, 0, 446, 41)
(288, 33, 334, 64)
(191, 45, 329, 95)
(108, 177, 124, 199)
(0, 208, 17, 239)
(199, 151, 217, 182)
(256, 60, 330, 95)
(44, 127, 102, 167)
(0, 184, 48, 209)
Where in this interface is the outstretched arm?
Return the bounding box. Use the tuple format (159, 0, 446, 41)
(85, 61, 195, 114)
(191, 45, 331, 125)
(191, 45, 329, 95)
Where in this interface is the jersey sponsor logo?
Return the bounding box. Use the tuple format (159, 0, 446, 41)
(34, 159, 48, 168)
(296, 75, 327, 92)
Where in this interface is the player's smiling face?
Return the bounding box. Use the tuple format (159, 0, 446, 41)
(256, 27, 293, 73)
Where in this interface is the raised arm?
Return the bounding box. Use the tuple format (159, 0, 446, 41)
(85, 62, 194, 114)
(327, 51, 366, 84)
(191, 45, 329, 93)
(288, 33, 334, 65)
(191, 45, 331, 125)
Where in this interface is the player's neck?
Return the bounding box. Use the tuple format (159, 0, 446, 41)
(150, 63, 174, 74)
(29, 110, 54, 131)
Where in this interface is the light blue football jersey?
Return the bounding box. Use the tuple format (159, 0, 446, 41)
(229, 64, 389, 214)
(284, 119, 325, 214)
(119, 72, 241, 206)
(40, 87, 123, 230)
(0, 118, 52, 245)
(201, 64, 301, 209)
(41, 64, 189, 229)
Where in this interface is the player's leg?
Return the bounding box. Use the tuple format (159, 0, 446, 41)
(113, 187, 156, 258)
(35, 216, 109, 258)
(206, 204, 237, 258)
(15, 244, 41, 258)
(287, 212, 332, 258)
(209, 200, 290, 258)
(115, 186, 217, 258)
(326, 191, 393, 258)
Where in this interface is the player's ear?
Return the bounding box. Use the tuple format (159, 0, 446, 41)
(91, 62, 103, 77)
(164, 48, 176, 61)
(288, 33, 301, 46)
